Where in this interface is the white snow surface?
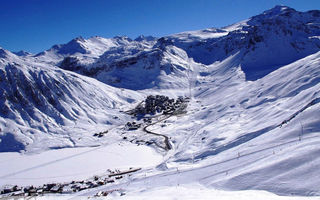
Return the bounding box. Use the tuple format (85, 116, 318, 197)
(22, 184, 320, 200)
(0, 142, 162, 187)
(0, 5, 320, 199)
(96, 184, 320, 200)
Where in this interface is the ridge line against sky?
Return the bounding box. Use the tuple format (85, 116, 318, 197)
(0, 0, 319, 54)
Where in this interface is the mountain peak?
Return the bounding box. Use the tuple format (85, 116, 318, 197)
(262, 5, 296, 16)
(245, 5, 299, 27)
(13, 50, 32, 56)
(0, 47, 9, 58)
(55, 37, 88, 55)
(134, 35, 157, 42)
(113, 36, 133, 42)
(70, 36, 86, 42)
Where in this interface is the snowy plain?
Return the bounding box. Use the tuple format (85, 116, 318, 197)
(0, 142, 162, 187)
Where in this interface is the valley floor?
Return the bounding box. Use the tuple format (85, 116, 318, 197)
(0, 142, 162, 187)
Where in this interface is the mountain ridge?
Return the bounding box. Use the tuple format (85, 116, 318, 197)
(32, 5, 319, 84)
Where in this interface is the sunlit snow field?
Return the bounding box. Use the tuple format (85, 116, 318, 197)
(0, 143, 162, 186)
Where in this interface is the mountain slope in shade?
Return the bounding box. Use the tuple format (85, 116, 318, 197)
(0, 52, 143, 152)
(167, 6, 320, 80)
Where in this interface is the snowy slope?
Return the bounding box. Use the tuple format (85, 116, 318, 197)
(61, 47, 320, 199)
(54, 6, 320, 91)
(168, 6, 320, 80)
(32, 36, 140, 66)
(0, 5, 319, 199)
(0, 50, 143, 152)
(163, 51, 320, 196)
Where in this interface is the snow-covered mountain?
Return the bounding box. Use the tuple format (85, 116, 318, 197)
(51, 5, 320, 91)
(0, 5, 319, 198)
(0, 47, 143, 152)
(32, 36, 135, 65)
(12, 50, 32, 57)
(168, 5, 320, 80)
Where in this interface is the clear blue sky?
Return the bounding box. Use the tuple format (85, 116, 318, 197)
(0, 0, 319, 53)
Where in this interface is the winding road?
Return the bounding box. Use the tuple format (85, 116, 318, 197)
(141, 102, 188, 151)
(143, 115, 173, 151)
